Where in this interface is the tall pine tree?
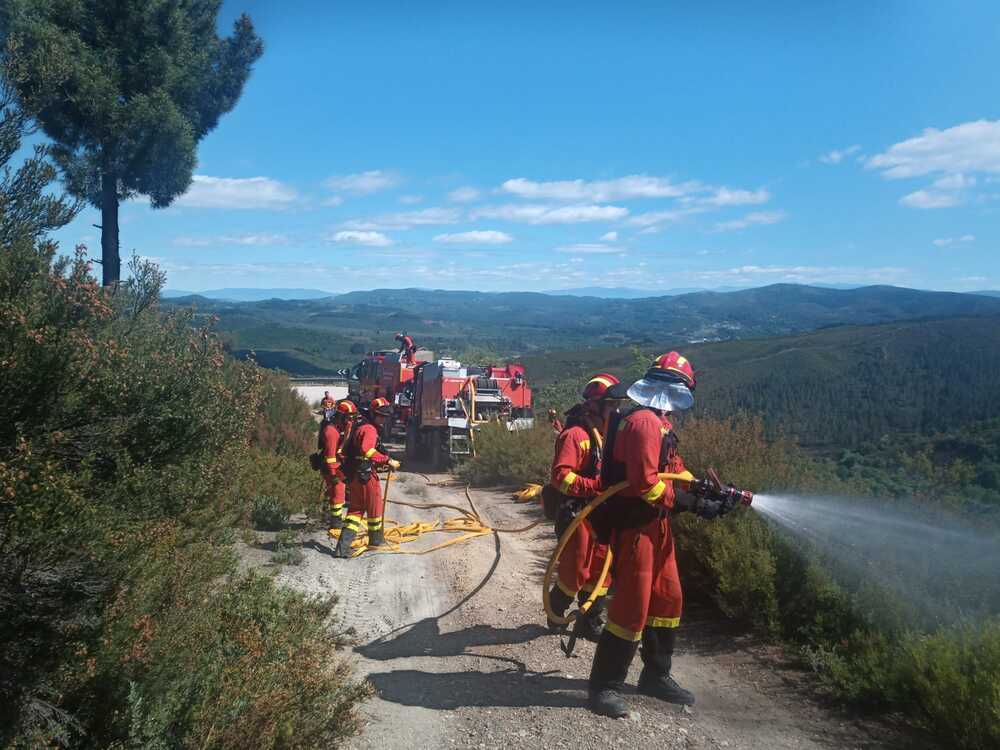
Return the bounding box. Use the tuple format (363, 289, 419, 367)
(2, 0, 263, 285)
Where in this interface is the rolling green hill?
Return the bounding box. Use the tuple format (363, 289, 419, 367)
(163, 284, 1000, 376)
(523, 316, 1000, 452)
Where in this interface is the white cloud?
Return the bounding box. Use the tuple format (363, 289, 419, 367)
(700, 187, 771, 206)
(819, 145, 861, 164)
(867, 120, 1000, 179)
(322, 196, 344, 207)
(555, 243, 620, 254)
(628, 207, 704, 227)
(600, 231, 618, 242)
(932, 234, 975, 248)
(499, 175, 701, 202)
(341, 207, 462, 231)
(323, 170, 401, 194)
(433, 230, 513, 245)
(448, 186, 481, 202)
(899, 190, 960, 209)
(331, 230, 394, 247)
(932, 174, 976, 190)
(713, 210, 787, 232)
(398, 195, 423, 204)
(695, 264, 907, 284)
(175, 175, 297, 210)
(471, 204, 628, 224)
(173, 233, 289, 247)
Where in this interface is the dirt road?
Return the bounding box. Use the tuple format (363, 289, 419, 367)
(252, 469, 929, 750)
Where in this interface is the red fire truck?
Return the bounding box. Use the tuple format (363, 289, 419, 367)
(405, 358, 534, 469)
(348, 348, 433, 434)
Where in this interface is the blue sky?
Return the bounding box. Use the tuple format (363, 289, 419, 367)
(51, 0, 1000, 293)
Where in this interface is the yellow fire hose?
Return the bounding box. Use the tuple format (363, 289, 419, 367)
(541, 470, 694, 626)
(328, 470, 546, 557)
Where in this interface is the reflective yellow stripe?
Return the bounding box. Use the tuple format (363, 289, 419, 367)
(325, 457, 339, 465)
(556, 577, 578, 598)
(580, 583, 609, 597)
(646, 615, 681, 628)
(589, 376, 615, 388)
(344, 515, 364, 531)
(560, 471, 578, 493)
(660, 427, 670, 436)
(641, 480, 666, 502)
(579, 439, 590, 450)
(331, 503, 345, 511)
(364, 447, 377, 458)
(367, 518, 383, 529)
(605, 619, 642, 642)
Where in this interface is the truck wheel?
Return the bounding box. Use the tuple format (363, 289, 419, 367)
(428, 432, 443, 471)
(405, 422, 418, 463)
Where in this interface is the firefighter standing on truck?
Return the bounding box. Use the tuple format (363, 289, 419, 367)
(334, 396, 401, 557)
(587, 352, 740, 718)
(318, 403, 351, 529)
(545, 373, 630, 641)
(395, 332, 418, 365)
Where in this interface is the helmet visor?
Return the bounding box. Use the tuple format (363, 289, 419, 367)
(626, 379, 694, 412)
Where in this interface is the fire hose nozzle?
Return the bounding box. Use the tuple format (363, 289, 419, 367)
(691, 468, 754, 514)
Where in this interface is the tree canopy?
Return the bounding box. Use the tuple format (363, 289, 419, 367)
(2, 0, 263, 284)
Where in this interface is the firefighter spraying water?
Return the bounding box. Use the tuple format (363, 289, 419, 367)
(541, 352, 756, 717)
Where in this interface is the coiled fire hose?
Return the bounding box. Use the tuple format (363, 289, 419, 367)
(542, 470, 695, 627)
(328, 468, 547, 556)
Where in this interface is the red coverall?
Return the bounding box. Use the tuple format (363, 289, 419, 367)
(605, 409, 687, 642)
(551, 425, 612, 598)
(344, 422, 391, 540)
(320, 422, 346, 521)
(399, 335, 417, 364)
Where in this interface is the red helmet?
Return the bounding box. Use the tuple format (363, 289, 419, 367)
(582, 373, 621, 401)
(650, 352, 695, 390)
(369, 397, 392, 416)
(335, 400, 359, 418)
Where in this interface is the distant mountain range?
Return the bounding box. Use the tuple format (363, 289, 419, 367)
(544, 283, 862, 298)
(973, 290, 1000, 298)
(162, 283, 1000, 376)
(163, 287, 334, 301)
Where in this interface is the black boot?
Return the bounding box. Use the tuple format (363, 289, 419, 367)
(547, 585, 575, 632)
(333, 526, 357, 558)
(637, 626, 695, 705)
(326, 510, 344, 530)
(367, 527, 386, 547)
(588, 630, 638, 718)
(574, 592, 607, 642)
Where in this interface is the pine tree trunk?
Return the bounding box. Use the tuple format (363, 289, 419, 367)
(100, 170, 120, 287)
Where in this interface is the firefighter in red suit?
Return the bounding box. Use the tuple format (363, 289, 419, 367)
(546, 373, 630, 641)
(587, 352, 733, 718)
(335, 397, 401, 557)
(319, 403, 352, 530)
(395, 332, 417, 364)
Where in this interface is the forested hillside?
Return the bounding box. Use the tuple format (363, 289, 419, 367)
(525, 316, 1000, 449)
(164, 284, 1000, 375)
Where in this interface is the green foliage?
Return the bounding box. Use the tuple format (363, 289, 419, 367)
(0, 235, 367, 745)
(251, 494, 288, 531)
(3, 0, 263, 283)
(272, 528, 305, 566)
(901, 621, 1000, 750)
(457, 421, 555, 487)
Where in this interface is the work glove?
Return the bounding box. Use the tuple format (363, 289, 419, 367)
(387, 458, 401, 471)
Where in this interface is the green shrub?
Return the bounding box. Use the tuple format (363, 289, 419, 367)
(251, 495, 289, 531)
(272, 528, 305, 566)
(240, 449, 322, 520)
(457, 421, 554, 487)
(1, 238, 369, 746)
(901, 621, 1000, 750)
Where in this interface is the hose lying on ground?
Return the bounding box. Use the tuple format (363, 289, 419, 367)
(327, 471, 546, 557)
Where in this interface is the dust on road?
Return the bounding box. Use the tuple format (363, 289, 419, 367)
(245, 469, 932, 750)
